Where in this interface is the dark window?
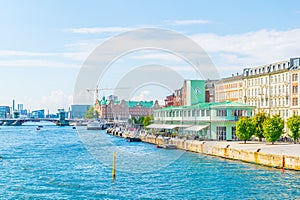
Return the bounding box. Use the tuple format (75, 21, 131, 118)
(216, 109, 227, 116)
(217, 126, 226, 141)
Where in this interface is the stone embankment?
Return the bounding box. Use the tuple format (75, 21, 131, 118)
(107, 129, 300, 171)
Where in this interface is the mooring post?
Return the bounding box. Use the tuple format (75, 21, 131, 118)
(112, 152, 116, 180)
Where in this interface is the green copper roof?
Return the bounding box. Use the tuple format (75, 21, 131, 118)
(125, 101, 154, 108)
(139, 101, 154, 108)
(97, 96, 110, 105)
(113, 100, 121, 105)
(158, 101, 255, 111)
(97, 98, 155, 108)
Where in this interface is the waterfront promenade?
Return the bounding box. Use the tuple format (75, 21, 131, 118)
(213, 141, 300, 157)
(108, 129, 300, 171)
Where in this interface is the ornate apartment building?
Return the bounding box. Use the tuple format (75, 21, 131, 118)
(215, 57, 300, 121)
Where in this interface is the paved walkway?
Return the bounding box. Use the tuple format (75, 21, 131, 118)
(207, 141, 300, 157)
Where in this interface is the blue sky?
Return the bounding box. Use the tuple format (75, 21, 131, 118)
(1, 0, 300, 113)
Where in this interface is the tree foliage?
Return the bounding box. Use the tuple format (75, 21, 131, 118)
(128, 116, 137, 124)
(253, 112, 267, 141)
(84, 106, 98, 119)
(263, 114, 284, 144)
(143, 115, 153, 127)
(287, 115, 300, 144)
(236, 117, 256, 143)
(137, 116, 145, 125)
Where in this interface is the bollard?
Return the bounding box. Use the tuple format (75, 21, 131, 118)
(112, 152, 116, 180)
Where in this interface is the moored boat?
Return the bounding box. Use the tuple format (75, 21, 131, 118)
(87, 120, 102, 130)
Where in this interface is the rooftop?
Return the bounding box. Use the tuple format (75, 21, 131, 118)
(158, 101, 255, 111)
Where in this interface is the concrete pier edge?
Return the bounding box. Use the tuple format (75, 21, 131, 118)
(106, 129, 300, 171)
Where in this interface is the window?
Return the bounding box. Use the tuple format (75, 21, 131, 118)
(232, 110, 243, 117)
(232, 127, 238, 141)
(217, 126, 226, 141)
(293, 98, 298, 106)
(206, 110, 210, 116)
(279, 86, 281, 94)
(292, 74, 298, 81)
(293, 85, 298, 94)
(201, 110, 205, 117)
(216, 109, 227, 116)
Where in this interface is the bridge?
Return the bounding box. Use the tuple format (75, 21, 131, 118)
(0, 109, 70, 126)
(0, 118, 69, 126)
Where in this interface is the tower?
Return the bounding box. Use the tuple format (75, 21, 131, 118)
(12, 99, 15, 111)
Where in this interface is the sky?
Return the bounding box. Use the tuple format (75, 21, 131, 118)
(1, 0, 300, 113)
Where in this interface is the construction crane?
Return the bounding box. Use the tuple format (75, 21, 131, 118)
(86, 86, 130, 101)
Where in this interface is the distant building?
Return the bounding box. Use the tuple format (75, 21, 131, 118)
(215, 74, 243, 103)
(164, 94, 175, 107)
(12, 99, 15, 111)
(20, 109, 27, 116)
(46, 114, 58, 118)
(0, 106, 10, 118)
(205, 79, 218, 102)
(17, 104, 23, 111)
(108, 95, 118, 101)
(164, 80, 207, 107)
(95, 97, 160, 120)
(70, 105, 91, 119)
(31, 109, 45, 119)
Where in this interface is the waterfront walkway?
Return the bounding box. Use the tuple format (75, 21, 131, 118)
(107, 128, 300, 170)
(212, 141, 300, 157)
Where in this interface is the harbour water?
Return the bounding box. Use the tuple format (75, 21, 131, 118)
(0, 125, 299, 199)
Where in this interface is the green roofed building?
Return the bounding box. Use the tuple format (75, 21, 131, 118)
(95, 96, 161, 120)
(149, 101, 255, 141)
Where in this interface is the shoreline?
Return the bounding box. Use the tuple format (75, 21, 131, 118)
(107, 129, 300, 171)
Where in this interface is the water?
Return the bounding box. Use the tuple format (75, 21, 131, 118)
(0, 125, 299, 199)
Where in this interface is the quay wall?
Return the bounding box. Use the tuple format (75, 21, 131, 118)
(107, 130, 300, 171)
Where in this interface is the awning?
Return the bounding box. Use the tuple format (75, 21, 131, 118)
(146, 124, 166, 129)
(184, 125, 209, 131)
(146, 124, 191, 129)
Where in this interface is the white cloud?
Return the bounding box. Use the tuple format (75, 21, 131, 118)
(0, 50, 89, 61)
(0, 50, 56, 57)
(24, 90, 73, 113)
(64, 27, 132, 34)
(167, 19, 212, 25)
(191, 28, 300, 69)
(131, 90, 152, 101)
(129, 52, 183, 62)
(0, 59, 80, 68)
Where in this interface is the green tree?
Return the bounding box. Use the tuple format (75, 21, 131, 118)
(128, 116, 137, 124)
(143, 115, 153, 127)
(253, 112, 267, 141)
(137, 116, 145, 125)
(236, 117, 256, 143)
(263, 114, 284, 144)
(84, 106, 98, 119)
(287, 115, 300, 144)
